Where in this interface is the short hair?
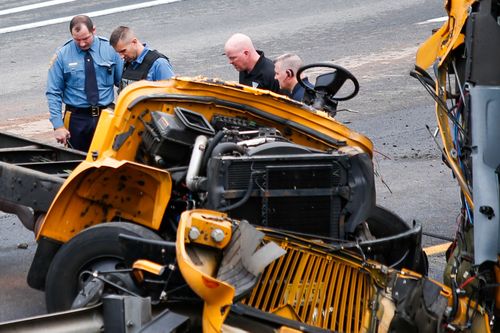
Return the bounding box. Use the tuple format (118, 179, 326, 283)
(109, 26, 133, 47)
(274, 53, 303, 73)
(69, 15, 93, 33)
(225, 33, 255, 53)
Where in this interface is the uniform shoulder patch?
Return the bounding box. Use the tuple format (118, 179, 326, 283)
(48, 53, 58, 69)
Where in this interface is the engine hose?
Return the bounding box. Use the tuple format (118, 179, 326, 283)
(200, 130, 226, 173)
(210, 142, 246, 158)
(219, 171, 262, 212)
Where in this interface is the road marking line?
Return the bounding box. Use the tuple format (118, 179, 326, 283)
(0, 0, 76, 16)
(0, 0, 183, 34)
(423, 242, 452, 256)
(417, 16, 448, 25)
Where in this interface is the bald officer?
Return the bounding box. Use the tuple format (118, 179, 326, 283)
(224, 33, 280, 93)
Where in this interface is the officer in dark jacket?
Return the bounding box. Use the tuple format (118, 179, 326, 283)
(224, 33, 280, 93)
(109, 26, 174, 92)
(273, 53, 310, 102)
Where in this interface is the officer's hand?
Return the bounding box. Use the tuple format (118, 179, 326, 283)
(54, 127, 70, 145)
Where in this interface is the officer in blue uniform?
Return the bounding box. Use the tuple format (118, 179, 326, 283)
(109, 26, 174, 92)
(46, 15, 123, 152)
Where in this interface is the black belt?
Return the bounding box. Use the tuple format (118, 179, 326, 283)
(65, 104, 114, 117)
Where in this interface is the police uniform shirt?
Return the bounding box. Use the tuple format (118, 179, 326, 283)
(132, 45, 174, 81)
(239, 50, 280, 93)
(46, 36, 123, 129)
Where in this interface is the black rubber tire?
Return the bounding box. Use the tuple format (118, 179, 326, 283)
(45, 222, 163, 312)
(366, 205, 429, 275)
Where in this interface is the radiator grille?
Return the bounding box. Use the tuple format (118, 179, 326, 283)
(227, 159, 344, 190)
(265, 196, 340, 237)
(266, 164, 337, 189)
(227, 162, 252, 190)
(242, 239, 372, 332)
(220, 156, 346, 238)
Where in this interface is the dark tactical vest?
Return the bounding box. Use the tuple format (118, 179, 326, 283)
(120, 50, 169, 91)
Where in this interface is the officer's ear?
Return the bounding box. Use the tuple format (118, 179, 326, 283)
(286, 69, 294, 78)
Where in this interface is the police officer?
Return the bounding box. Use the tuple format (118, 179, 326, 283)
(274, 53, 308, 101)
(109, 26, 174, 92)
(46, 15, 123, 152)
(224, 33, 280, 93)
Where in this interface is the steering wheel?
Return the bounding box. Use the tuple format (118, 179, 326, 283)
(296, 63, 359, 102)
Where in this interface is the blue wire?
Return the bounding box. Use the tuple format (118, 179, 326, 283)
(452, 98, 473, 225)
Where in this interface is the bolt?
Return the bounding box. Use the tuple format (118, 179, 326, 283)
(211, 228, 225, 243)
(189, 227, 201, 241)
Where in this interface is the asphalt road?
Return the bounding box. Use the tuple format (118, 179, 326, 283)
(0, 0, 456, 323)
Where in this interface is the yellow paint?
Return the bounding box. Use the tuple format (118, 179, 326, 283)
(176, 209, 234, 333)
(415, 0, 475, 69)
(39, 76, 374, 245)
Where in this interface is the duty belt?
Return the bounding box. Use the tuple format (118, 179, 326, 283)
(65, 104, 114, 117)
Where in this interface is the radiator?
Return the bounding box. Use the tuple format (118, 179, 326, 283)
(241, 235, 373, 332)
(207, 154, 349, 239)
